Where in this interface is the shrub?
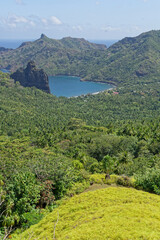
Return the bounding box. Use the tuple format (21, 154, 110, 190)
(117, 175, 135, 187)
(89, 174, 106, 184)
(39, 180, 55, 208)
(21, 209, 44, 230)
(105, 174, 119, 185)
(88, 173, 135, 188)
(66, 181, 90, 196)
(72, 160, 84, 170)
(135, 168, 160, 194)
(7, 172, 42, 215)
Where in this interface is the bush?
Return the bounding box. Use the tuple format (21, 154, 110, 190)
(66, 181, 90, 196)
(117, 175, 135, 187)
(105, 174, 119, 185)
(89, 174, 135, 187)
(135, 168, 160, 194)
(89, 174, 106, 184)
(7, 172, 42, 215)
(21, 209, 44, 229)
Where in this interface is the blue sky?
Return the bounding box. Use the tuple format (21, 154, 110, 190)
(0, 0, 159, 40)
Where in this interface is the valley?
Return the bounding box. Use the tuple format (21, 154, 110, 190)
(1, 30, 160, 239)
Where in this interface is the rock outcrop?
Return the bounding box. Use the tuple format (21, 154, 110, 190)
(11, 61, 50, 93)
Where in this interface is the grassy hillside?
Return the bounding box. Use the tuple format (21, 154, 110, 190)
(12, 187, 160, 240)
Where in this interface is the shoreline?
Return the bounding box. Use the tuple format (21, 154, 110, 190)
(80, 78, 116, 86)
(69, 87, 115, 98)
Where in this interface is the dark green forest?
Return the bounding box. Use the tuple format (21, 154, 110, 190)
(1, 70, 160, 238)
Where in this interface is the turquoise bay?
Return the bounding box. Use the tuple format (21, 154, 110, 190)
(49, 76, 113, 97)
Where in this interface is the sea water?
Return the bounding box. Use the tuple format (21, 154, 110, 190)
(49, 75, 113, 97)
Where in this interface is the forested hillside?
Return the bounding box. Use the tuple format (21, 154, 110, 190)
(1, 70, 160, 239)
(0, 34, 106, 76)
(1, 30, 160, 88)
(1, 30, 160, 239)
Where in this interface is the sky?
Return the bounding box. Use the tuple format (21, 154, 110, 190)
(0, 0, 160, 40)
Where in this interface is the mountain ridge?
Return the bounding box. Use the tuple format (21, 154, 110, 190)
(1, 30, 160, 88)
(0, 34, 107, 76)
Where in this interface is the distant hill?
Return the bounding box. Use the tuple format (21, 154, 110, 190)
(1, 30, 160, 87)
(12, 187, 160, 240)
(0, 34, 106, 76)
(95, 30, 160, 85)
(0, 47, 12, 52)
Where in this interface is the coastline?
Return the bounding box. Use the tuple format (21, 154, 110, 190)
(91, 87, 114, 95)
(80, 79, 109, 84)
(80, 78, 117, 86)
(69, 86, 115, 98)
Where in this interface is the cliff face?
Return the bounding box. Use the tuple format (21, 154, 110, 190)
(11, 61, 50, 93)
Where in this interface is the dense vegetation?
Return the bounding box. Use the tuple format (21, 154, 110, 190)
(1, 70, 160, 239)
(1, 29, 160, 238)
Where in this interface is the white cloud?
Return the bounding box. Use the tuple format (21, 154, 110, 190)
(96, 1, 100, 5)
(0, 14, 63, 30)
(7, 22, 17, 28)
(72, 25, 83, 32)
(29, 21, 36, 27)
(101, 26, 120, 32)
(15, 0, 24, 5)
(41, 18, 48, 25)
(50, 16, 62, 25)
(132, 25, 141, 31)
(1, 15, 37, 29)
(11, 15, 28, 24)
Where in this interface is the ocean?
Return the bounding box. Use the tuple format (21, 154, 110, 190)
(49, 76, 113, 97)
(0, 39, 33, 49)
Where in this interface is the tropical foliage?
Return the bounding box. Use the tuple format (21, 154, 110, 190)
(2, 30, 160, 239)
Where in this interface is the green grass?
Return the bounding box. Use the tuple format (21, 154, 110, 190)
(13, 187, 160, 239)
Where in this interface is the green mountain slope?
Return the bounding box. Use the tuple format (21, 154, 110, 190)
(13, 187, 160, 240)
(1, 30, 160, 87)
(0, 34, 106, 76)
(2, 70, 160, 239)
(1, 70, 160, 138)
(95, 30, 160, 85)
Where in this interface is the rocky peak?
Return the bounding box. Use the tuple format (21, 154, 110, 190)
(26, 61, 36, 71)
(11, 61, 50, 93)
(40, 34, 47, 39)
